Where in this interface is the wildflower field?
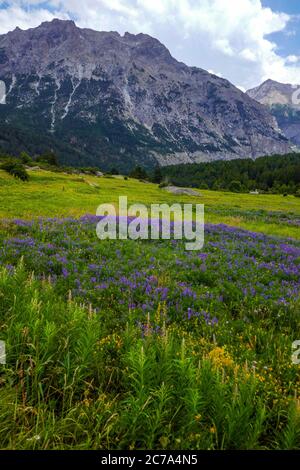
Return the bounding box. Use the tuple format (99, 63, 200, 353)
(0, 170, 300, 449)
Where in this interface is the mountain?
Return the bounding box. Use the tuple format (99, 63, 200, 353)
(247, 79, 300, 147)
(0, 19, 291, 171)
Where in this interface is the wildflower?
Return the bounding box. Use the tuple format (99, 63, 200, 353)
(208, 347, 234, 369)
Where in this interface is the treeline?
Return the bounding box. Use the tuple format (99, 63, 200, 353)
(161, 154, 300, 195)
(0, 151, 62, 181)
(0, 149, 164, 184)
(0, 150, 162, 184)
(0, 150, 100, 181)
(2, 149, 300, 196)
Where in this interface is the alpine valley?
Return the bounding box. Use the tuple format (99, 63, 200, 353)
(0, 19, 293, 171)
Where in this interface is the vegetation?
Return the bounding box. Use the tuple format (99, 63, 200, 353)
(0, 215, 299, 449)
(36, 152, 59, 166)
(0, 113, 173, 173)
(2, 150, 300, 196)
(151, 166, 163, 184)
(0, 158, 29, 181)
(0, 162, 297, 242)
(162, 154, 300, 195)
(0, 169, 299, 239)
(129, 166, 149, 180)
(108, 167, 119, 175)
(0, 163, 299, 449)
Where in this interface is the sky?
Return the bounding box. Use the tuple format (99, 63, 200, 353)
(0, 0, 300, 90)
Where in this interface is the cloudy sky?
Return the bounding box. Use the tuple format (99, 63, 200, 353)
(0, 0, 300, 90)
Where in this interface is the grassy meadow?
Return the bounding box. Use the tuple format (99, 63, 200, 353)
(1, 169, 299, 238)
(0, 168, 299, 449)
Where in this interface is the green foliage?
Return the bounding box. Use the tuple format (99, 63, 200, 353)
(162, 154, 300, 194)
(228, 180, 243, 193)
(0, 113, 171, 173)
(0, 167, 299, 239)
(159, 177, 170, 188)
(0, 258, 299, 449)
(0, 166, 298, 449)
(79, 167, 101, 175)
(129, 166, 149, 180)
(108, 167, 119, 175)
(36, 152, 58, 166)
(1, 159, 29, 181)
(151, 166, 163, 184)
(19, 151, 32, 164)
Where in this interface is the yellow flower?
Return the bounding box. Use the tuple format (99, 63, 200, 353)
(98, 333, 122, 349)
(210, 425, 217, 434)
(208, 346, 234, 369)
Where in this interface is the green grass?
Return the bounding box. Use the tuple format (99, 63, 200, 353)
(0, 169, 299, 239)
(0, 169, 300, 449)
(0, 263, 299, 450)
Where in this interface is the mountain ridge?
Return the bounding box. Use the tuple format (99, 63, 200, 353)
(0, 19, 292, 171)
(247, 79, 300, 147)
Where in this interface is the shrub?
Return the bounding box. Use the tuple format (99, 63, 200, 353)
(1, 159, 29, 181)
(158, 177, 170, 188)
(19, 151, 32, 164)
(109, 167, 119, 175)
(129, 166, 149, 180)
(36, 152, 58, 166)
(151, 166, 163, 184)
(79, 167, 100, 175)
(228, 180, 243, 193)
(10, 164, 29, 181)
(159, 181, 168, 189)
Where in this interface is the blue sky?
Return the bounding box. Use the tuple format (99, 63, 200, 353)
(0, 0, 299, 90)
(262, 0, 300, 58)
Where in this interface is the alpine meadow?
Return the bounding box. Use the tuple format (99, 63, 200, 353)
(0, 0, 300, 457)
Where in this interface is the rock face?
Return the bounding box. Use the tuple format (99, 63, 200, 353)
(0, 19, 291, 171)
(247, 79, 300, 147)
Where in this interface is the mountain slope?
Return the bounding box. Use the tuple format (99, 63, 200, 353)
(0, 19, 291, 171)
(247, 79, 300, 147)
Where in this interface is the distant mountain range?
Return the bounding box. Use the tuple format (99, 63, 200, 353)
(0, 19, 292, 171)
(247, 79, 300, 147)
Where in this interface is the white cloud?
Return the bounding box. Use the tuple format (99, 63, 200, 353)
(0, 4, 68, 34)
(214, 39, 234, 57)
(286, 55, 300, 64)
(240, 48, 257, 62)
(1, 0, 300, 89)
(208, 69, 223, 78)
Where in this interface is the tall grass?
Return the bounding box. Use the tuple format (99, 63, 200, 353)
(0, 264, 299, 449)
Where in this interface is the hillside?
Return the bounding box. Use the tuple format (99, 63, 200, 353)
(0, 168, 300, 449)
(0, 168, 299, 239)
(0, 19, 291, 171)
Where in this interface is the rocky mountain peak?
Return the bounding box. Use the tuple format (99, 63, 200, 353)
(247, 79, 300, 107)
(247, 79, 300, 147)
(0, 20, 292, 171)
